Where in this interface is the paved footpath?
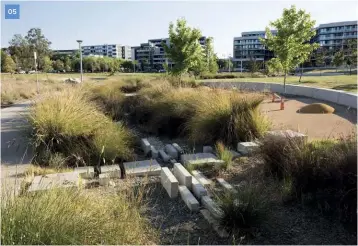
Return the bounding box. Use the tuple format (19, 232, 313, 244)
(1, 101, 34, 196)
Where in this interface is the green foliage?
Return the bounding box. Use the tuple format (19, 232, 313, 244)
(217, 58, 233, 71)
(1, 186, 158, 245)
(247, 56, 262, 75)
(121, 60, 135, 72)
(1, 51, 16, 73)
(204, 37, 219, 74)
(64, 56, 71, 72)
(215, 141, 233, 170)
(163, 18, 205, 79)
(260, 135, 357, 225)
(52, 59, 64, 71)
(332, 50, 344, 69)
(344, 39, 357, 75)
(261, 5, 319, 90)
(42, 56, 53, 72)
(266, 58, 283, 76)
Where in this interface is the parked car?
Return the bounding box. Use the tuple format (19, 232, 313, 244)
(27, 70, 36, 74)
(18, 70, 26, 74)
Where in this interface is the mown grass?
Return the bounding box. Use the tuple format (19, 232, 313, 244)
(29, 88, 134, 167)
(197, 74, 358, 93)
(1, 183, 158, 245)
(260, 135, 357, 226)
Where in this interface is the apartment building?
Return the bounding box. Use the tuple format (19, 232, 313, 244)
(52, 49, 77, 55)
(233, 30, 276, 70)
(132, 36, 207, 71)
(82, 44, 131, 59)
(233, 20, 357, 69)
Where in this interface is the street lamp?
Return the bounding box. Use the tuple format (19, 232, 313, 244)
(76, 40, 83, 82)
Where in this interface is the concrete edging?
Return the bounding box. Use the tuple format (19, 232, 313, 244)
(202, 81, 357, 109)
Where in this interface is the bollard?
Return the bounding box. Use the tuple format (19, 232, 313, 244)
(280, 98, 284, 110)
(272, 93, 275, 102)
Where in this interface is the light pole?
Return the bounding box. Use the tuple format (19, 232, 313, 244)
(76, 40, 83, 82)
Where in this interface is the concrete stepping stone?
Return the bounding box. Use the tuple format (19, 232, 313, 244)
(101, 165, 121, 178)
(141, 138, 151, 155)
(266, 130, 308, 142)
(192, 170, 213, 187)
(74, 166, 94, 179)
(123, 159, 161, 176)
(180, 153, 225, 167)
(201, 196, 223, 219)
(161, 167, 179, 198)
(200, 209, 229, 238)
(28, 172, 80, 192)
(172, 143, 184, 154)
(191, 177, 208, 199)
(179, 185, 200, 212)
(216, 178, 237, 193)
(151, 146, 159, 159)
(237, 142, 259, 155)
(99, 173, 110, 186)
(173, 163, 192, 188)
(159, 150, 170, 162)
(164, 144, 179, 159)
(203, 146, 214, 153)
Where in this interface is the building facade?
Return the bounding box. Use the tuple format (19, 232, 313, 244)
(81, 44, 131, 59)
(52, 49, 77, 55)
(132, 36, 207, 71)
(233, 20, 357, 69)
(233, 30, 276, 70)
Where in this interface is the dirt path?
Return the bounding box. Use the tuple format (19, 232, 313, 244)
(261, 96, 356, 140)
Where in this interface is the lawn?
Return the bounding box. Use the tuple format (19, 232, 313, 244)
(197, 74, 358, 93)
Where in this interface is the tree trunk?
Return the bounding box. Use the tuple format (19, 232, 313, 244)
(283, 72, 287, 94)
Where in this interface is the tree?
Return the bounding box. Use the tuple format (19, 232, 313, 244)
(163, 18, 204, 81)
(217, 58, 233, 71)
(121, 60, 134, 72)
(1, 51, 16, 73)
(53, 59, 64, 71)
(332, 50, 344, 72)
(266, 58, 283, 76)
(204, 37, 218, 74)
(42, 56, 53, 72)
(260, 5, 319, 92)
(344, 39, 357, 75)
(315, 49, 327, 76)
(64, 56, 71, 72)
(247, 55, 261, 76)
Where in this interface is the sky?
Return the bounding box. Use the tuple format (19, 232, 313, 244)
(1, 0, 358, 57)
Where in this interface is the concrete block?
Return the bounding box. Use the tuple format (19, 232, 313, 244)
(266, 130, 308, 143)
(74, 166, 94, 179)
(141, 138, 151, 155)
(28, 172, 79, 192)
(123, 159, 161, 176)
(99, 173, 110, 186)
(151, 146, 159, 159)
(173, 163, 192, 188)
(164, 144, 179, 159)
(312, 88, 340, 104)
(179, 185, 200, 212)
(203, 146, 213, 153)
(192, 170, 212, 187)
(160, 167, 179, 198)
(191, 177, 208, 199)
(159, 150, 170, 162)
(181, 153, 225, 167)
(200, 209, 229, 238)
(172, 143, 184, 154)
(237, 142, 259, 155)
(216, 178, 237, 193)
(101, 165, 120, 178)
(201, 196, 223, 219)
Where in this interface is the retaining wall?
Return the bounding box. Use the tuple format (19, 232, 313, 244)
(202, 81, 357, 109)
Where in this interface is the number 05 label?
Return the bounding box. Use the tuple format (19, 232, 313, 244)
(5, 4, 20, 19)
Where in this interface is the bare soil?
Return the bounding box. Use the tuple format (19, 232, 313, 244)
(261, 96, 357, 140)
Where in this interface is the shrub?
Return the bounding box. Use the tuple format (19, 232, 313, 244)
(121, 77, 149, 93)
(29, 89, 134, 167)
(218, 184, 267, 231)
(215, 141, 233, 170)
(200, 73, 238, 79)
(1, 186, 158, 244)
(260, 135, 357, 225)
(187, 91, 270, 146)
